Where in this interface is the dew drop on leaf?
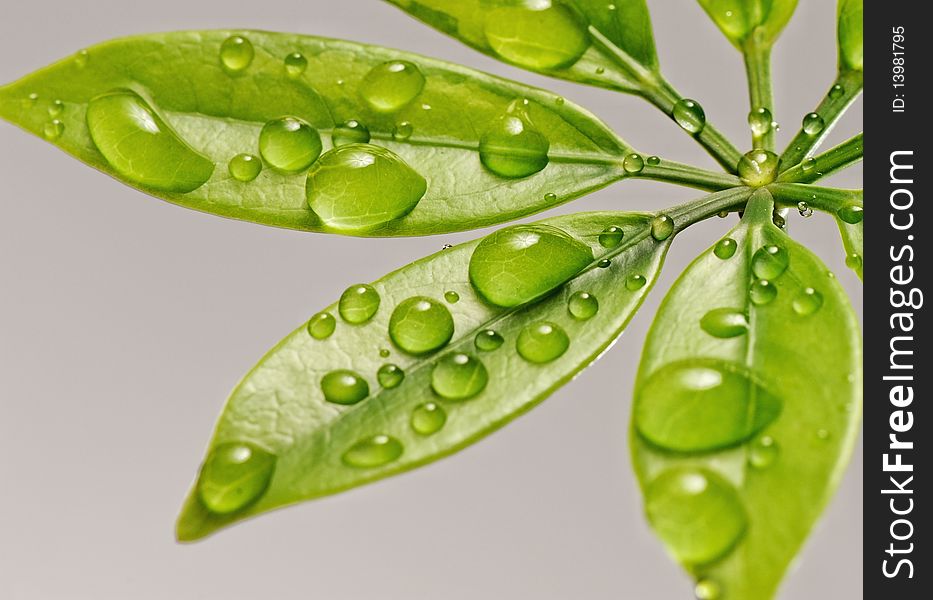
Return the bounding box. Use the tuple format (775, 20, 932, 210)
(694, 579, 722, 600)
(74, 49, 89, 68)
(751, 244, 789, 280)
(801, 157, 817, 172)
(482, 1, 590, 70)
(377, 364, 405, 389)
(431, 352, 488, 400)
(259, 116, 323, 173)
(747, 107, 773, 137)
(598, 225, 624, 248)
(392, 120, 413, 141)
(749, 279, 777, 305)
(672, 99, 706, 134)
(197, 442, 276, 515)
(379, 348, 391, 358)
(338, 284, 381, 324)
(568, 291, 598, 320)
(748, 436, 779, 469)
(228, 153, 262, 182)
(219, 35, 254, 72)
(48, 99, 64, 117)
(475, 329, 505, 351)
(713, 238, 737, 259)
(479, 101, 550, 178)
(650, 214, 675, 241)
(516, 321, 570, 363)
(797, 201, 813, 217)
(699, 308, 748, 338)
(845, 253, 863, 272)
(597, 258, 611, 268)
(342, 435, 403, 468)
(802, 112, 825, 135)
(646, 155, 661, 166)
(837, 205, 864, 224)
(625, 274, 647, 291)
(331, 119, 371, 146)
(321, 369, 370, 405)
(792, 287, 824, 316)
(307, 311, 336, 339)
(738, 149, 779, 186)
(389, 296, 455, 355)
(360, 60, 425, 113)
(43, 119, 64, 140)
(283, 51, 308, 78)
(411, 402, 447, 435)
(623, 153, 645, 174)
(443, 290, 460, 304)
(544, 192, 558, 202)
(829, 83, 845, 99)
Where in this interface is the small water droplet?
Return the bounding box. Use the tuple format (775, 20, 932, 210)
(694, 579, 721, 600)
(772, 121, 781, 132)
(845, 253, 863, 272)
(749, 280, 777, 305)
(284, 52, 308, 78)
(259, 116, 322, 173)
(74, 49, 89, 68)
(228, 153, 262, 182)
(797, 201, 813, 218)
(307, 311, 337, 339)
(389, 296, 455, 355)
(544, 192, 557, 202)
(773, 213, 786, 229)
(626, 274, 647, 291)
(43, 120, 64, 139)
(717, 211, 729, 219)
(595, 66, 605, 74)
(331, 120, 371, 146)
(738, 149, 779, 186)
(392, 120, 413, 140)
(22, 92, 39, 109)
(793, 287, 824, 316)
(829, 83, 845, 99)
(197, 442, 276, 514)
(48, 99, 65, 117)
(568, 291, 598, 320)
(360, 60, 425, 113)
(220, 35, 254, 72)
(801, 157, 817, 171)
(343, 435, 403, 468)
(321, 370, 369, 405)
(749, 436, 779, 469)
(597, 258, 611, 268)
(479, 101, 550, 178)
(623, 153, 645, 174)
(802, 112, 825, 135)
(598, 225, 624, 248)
(411, 402, 447, 435)
(700, 308, 748, 338)
(816, 428, 830, 440)
(650, 214, 674, 241)
(444, 290, 460, 303)
(431, 352, 488, 400)
(713, 238, 737, 259)
(672, 99, 706, 134)
(475, 329, 505, 351)
(751, 244, 789, 280)
(837, 205, 864, 224)
(338, 284, 380, 324)
(379, 348, 391, 358)
(377, 364, 405, 389)
(517, 321, 569, 363)
(646, 155, 661, 166)
(483, 2, 590, 70)
(555, 96, 565, 106)
(747, 107, 772, 137)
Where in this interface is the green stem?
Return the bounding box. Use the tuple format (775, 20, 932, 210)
(668, 186, 755, 232)
(768, 183, 863, 213)
(779, 70, 864, 170)
(743, 37, 774, 150)
(588, 26, 743, 173)
(777, 133, 863, 184)
(637, 159, 742, 191)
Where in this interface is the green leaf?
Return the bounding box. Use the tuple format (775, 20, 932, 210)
(631, 190, 861, 599)
(177, 210, 673, 541)
(0, 30, 631, 236)
(837, 0, 863, 72)
(385, 0, 659, 92)
(696, 0, 798, 49)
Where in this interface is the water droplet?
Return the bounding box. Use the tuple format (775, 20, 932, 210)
(220, 35, 254, 72)
(517, 321, 570, 363)
(442, 290, 460, 304)
(645, 468, 747, 566)
(700, 308, 748, 338)
(597, 259, 611, 268)
(816, 428, 830, 440)
(749, 280, 777, 305)
(411, 402, 446, 435)
(321, 370, 370, 405)
(650, 214, 674, 241)
(623, 153, 645, 174)
(479, 102, 550, 178)
(773, 213, 786, 229)
(568, 291, 598, 320)
(797, 201, 813, 218)
(749, 436, 779, 469)
(392, 120, 413, 141)
(747, 107, 772, 137)
(197, 442, 275, 514)
(469, 224, 592, 307)
(379, 348, 391, 358)
(792, 287, 824, 316)
(377, 364, 405, 389)
(43, 119, 64, 140)
(86, 89, 213, 192)
(259, 116, 322, 173)
(595, 66, 605, 74)
(636, 359, 781, 452)
(717, 211, 729, 219)
(331, 120, 371, 147)
(837, 205, 864, 224)
(544, 192, 558, 202)
(22, 92, 39, 109)
(306, 144, 426, 232)
(626, 274, 647, 291)
(845, 253, 863, 272)
(228, 153, 262, 182)
(829, 83, 845, 99)
(598, 225, 624, 248)
(48, 99, 65, 117)
(284, 52, 308, 78)
(713, 238, 737, 259)
(672, 99, 706, 134)
(421, 103, 432, 111)
(801, 157, 817, 171)
(738, 149, 779, 186)
(483, 1, 590, 70)
(694, 579, 721, 600)
(475, 329, 504, 351)
(338, 284, 380, 324)
(389, 296, 455, 355)
(802, 112, 825, 135)
(342, 435, 403, 468)
(74, 49, 89, 68)
(772, 121, 781, 132)
(307, 311, 336, 339)
(431, 352, 488, 400)
(751, 244, 789, 280)
(646, 155, 661, 166)
(360, 60, 425, 113)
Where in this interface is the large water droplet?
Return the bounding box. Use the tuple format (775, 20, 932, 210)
(644, 467, 747, 565)
(411, 402, 447, 435)
(431, 352, 488, 400)
(517, 321, 569, 363)
(749, 279, 777, 305)
(377, 364, 405, 389)
(625, 274, 647, 291)
(342, 435, 403, 468)
(259, 116, 322, 173)
(837, 205, 864, 224)
(635, 359, 782, 452)
(360, 60, 425, 113)
(672, 99, 706, 134)
(307, 311, 336, 339)
(650, 214, 674, 241)
(623, 153, 645, 174)
(197, 442, 276, 514)
(598, 225, 625, 248)
(479, 102, 550, 178)
(392, 121, 413, 141)
(483, 1, 590, 70)
(568, 291, 598, 320)
(331, 120, 370, 147)
(338, 284, 380, 324)
(738, 149, 779, 186)
(228, 153, 262, 182)
(283, 52, 308, 78)
(747, 107, 772, 137)
(86, 89, 214, 193)
(469, 224, 592, 307)
(828, 83, 845, 99)
(792, 287, 823, 316)
(389, 296, 455, 355)
(713, 238, 737, 259)
(220, 35, 254, 72)
(475, 329, 505, 351)
(321, 370, 370, 405)
(700, 308, 748, 338)
(802, 112, 825, 135)
(748, 436, 779, 469)
(306, 144, 426, 232)
(751, 244, 789, 280)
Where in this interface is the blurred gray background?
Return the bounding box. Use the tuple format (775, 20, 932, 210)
(0, 1, 862, 598)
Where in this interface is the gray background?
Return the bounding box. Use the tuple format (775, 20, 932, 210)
(0, 1, 862, 599)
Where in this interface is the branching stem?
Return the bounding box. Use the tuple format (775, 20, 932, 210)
(778, 133, 863, 184)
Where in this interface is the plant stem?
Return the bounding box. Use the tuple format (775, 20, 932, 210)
(777, 133, 863, 184)
(768, 183, 863, 213)
(743, 36, 774, 150)
(779, 69, 863, 170)
(668, 186, 754, 232)
(637, 159, 742, 191)
(588, 26, 743, 173)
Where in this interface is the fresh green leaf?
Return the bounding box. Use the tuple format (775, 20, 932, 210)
(178, 210, 673, 541)
(0, 30, 632, 236)
(837, 0, 863, 72)
(385, 0, 659, 92)
(696, 0, 798, 49)
(631, 189, 861, 599)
